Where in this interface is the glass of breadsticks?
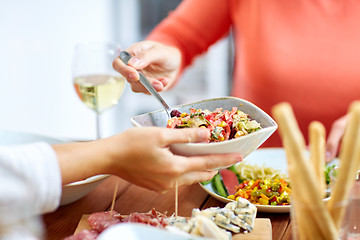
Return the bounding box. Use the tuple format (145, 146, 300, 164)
(329, 167, 360, 239)
(272, 101, 360, 240)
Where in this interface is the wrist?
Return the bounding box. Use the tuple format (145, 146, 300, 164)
(98, 133, 128, 176)
(53, 140, 112, 184)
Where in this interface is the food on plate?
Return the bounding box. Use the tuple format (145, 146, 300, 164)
(170, 198, 257, 240)
(205, 160, 335, 207)
(64, 198, 257, 240)
(87, 211, 122, 232)
(235, 161, 289, 182)
(120, 209, 169, 228)
(63, 209, 168, 239)
(205, 163, 292, 205)
(64, 229, 98, 240)
(227, 178, 291, 206)
(324, 164, 337, 185)
(166, 107, 261, 143)
(220, 168, 239, 195)
(231, 162, 292, 205)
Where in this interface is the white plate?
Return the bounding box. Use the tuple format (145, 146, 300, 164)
(0, 129, 108, 206)
(200, 147, 334, 213)
(98, 223, 213, 240)
(200, 147, 291, 213)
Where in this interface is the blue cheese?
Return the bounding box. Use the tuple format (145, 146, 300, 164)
(214, 213, 241, 233)
(225, 198, 257, 232)
(170, 198, 257, 238)
(189, 215, 231, 240)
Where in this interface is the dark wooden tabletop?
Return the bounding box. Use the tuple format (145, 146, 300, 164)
(43, 175, 292, 240)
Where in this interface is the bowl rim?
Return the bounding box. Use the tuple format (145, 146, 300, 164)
(63, 174, 110, 187)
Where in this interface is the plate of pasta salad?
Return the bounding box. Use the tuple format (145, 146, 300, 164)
(200, 147, 333, 213)
(200, 148, 291, 213)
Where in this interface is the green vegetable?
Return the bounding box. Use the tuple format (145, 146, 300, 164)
(200, 179, 213, 185)
(250, 190, 262, 197)
(325, 164, 336, 185)
(227, 165, 237, 173)
(212, 174, 228, 197)
(211, 127, 222, 140)
(204, 119, 212, 126)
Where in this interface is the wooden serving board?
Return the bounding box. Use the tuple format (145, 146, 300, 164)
(75, 215, 272, 240)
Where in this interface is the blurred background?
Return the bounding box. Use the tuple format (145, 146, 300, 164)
(0, 0, 232, 140)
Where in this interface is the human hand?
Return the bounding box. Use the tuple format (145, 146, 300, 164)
(112, 40, 181, 93)
(104, 127, 243, 193)
(326, 114, 349, 162)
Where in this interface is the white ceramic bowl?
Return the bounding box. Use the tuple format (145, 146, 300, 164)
(130, 97, 277, 158)
(0, 129, 108, 206)
(60, 174, 108, 206)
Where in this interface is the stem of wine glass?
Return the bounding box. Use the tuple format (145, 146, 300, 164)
(96, 112, 101, 140)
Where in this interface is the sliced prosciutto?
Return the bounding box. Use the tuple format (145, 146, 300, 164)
(62, 209, 169, 239)
(87, 210, 122, 233)
(121, 208, 169, 228)
(63, 229, 98, 240)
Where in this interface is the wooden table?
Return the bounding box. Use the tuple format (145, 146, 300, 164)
(43, 175, 292, 240)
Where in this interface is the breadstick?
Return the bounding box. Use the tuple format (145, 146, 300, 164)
(285, 138, 332, 240)
(272, 102, 338, 239)
(284, 139, 309, 239)
(287, 147, 323, 240)
(327, 101, 360, 229)
(309, 121, 326, 197)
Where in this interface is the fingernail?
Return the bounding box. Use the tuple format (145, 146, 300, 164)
(198, 129, 210, 139)
(230, 153, 243, 161)
(128, 73, 138, 80)
(128, 57, 141, 68)
(158, 78, 168, 87)
(152, 82, 163, 90)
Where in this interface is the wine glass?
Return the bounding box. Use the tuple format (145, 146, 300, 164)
(72, 42, 125, 139)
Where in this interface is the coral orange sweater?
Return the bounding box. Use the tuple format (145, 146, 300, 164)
(148, 0, 360, 147)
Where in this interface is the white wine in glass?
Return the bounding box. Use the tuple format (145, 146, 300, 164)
(72, 42, 125, 139)
(74, 74, 125, 113)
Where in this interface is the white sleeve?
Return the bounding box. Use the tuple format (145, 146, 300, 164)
(0, 142, 62, 225)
